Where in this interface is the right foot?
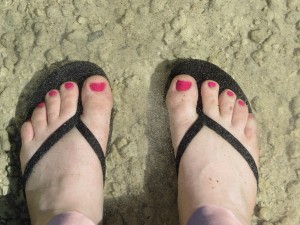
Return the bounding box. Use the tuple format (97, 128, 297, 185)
(166, 75, 259, 225)
(20, 76, 113, 225)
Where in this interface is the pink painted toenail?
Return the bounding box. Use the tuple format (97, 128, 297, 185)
(238, 100, 245, 106)
(227, 91, 234, 96)
(208, 81, 216, 88)
(49, 90, 58, 97)
(37, 102, 45, 108)
(90, 82, 106, 92)
(64, 82, 74, 89)
(176, 80, 192, 91)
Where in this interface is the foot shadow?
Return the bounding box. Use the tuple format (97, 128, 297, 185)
(143, 59, 181, 225)
(105, 60, 181, 225)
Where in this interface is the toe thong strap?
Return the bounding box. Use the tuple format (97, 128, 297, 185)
(22, 114, 79, 186)
(76, 119, 106, 181)
(22, 115, 106, 187)
(176, 113, 259, 185)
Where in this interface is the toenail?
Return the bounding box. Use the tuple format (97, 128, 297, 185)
(208, 81, 216, 88)
(37, 102, 45, 108)
(89, 82, 106, 92)
(64, 82, 74, 89)
(176, 80, 192, 91)
(48, 90, 58, 97)
(238, 100, 245, 106)
(227, 90, 234, 97)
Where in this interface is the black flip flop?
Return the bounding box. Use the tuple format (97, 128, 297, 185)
(22, 61, 109, 187)
(165, 59, 259, 186)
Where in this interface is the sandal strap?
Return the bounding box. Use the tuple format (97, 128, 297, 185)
(22, 113, 79, 186)
(76, 119, 106, 181)
(22, 114, 106, 186)
(175, 112, 259, 185)
(175, 115, 205, 172)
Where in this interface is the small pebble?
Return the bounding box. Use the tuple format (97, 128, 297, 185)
(115, 137, 128, 149)
(285, 11, 300, 24)
(288, 142, 300, 158)
(287, 0, 300, 9)
(251, 96, 261, 112)
(257, 207, 272, 220)
(67, 30, 87, 43)
(1, 185, 8, 195)
(248, 29, 268, 43)
(290, 95, 300, 116)
(296, 20, 300, 30)
(77, 16, 87, 24)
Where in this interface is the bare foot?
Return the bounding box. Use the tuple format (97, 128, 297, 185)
(20, 76, 113, 225)
(166, 75, 259, 225)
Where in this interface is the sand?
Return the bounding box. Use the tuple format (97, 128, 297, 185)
(0, 0, 300, 224)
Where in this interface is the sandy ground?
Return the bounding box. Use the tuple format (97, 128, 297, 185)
(0, 0, 299, 224)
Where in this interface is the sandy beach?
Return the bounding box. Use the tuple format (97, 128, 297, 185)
(0, 0, 299, 224)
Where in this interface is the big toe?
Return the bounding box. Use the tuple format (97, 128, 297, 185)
(166, 75, 198, 153)
(81, 75, 113, 153)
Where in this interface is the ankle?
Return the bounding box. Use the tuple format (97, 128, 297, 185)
(46, 211, 96, 225)
(186, 205, 244, 225)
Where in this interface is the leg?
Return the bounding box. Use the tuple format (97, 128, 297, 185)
(187, 205, 242, 225)
(20, 76, 113, 225)
(166, 75, 259, 225)
(47, 212, 95, 225)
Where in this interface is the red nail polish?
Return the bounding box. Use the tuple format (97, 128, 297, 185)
(238, 100, 245, 106)
(90, 82, 106, 92)
(227, 91, 234, 97)
(49, 90, 57, 97)
(64, 82, 74, 89)
(37, 102, 45, 108)
(176, 80, 192, 91)
(208, 81, 216, 88)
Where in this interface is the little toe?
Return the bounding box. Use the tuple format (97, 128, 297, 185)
(201, 80, 220, 118)
(244, 114, 259, 163)
(166, 75, 198, 152)
(218, 89, 236, 122)
(59, 82, 79, 120)
(231, 99, 249, 130)
(81, 75, 113, 153)
(31, 102, 47, 135)
(21, 121, 34, 144)
(45, 89, 60, 124)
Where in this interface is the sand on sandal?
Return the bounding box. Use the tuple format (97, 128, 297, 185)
(0, 0, 300, 224)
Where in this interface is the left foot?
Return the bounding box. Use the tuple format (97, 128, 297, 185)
(166, 75, 259, 225)
(20, 76, 113, 225)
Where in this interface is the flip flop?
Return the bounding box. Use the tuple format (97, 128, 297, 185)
(21, 61, 109, 187)
(165, 59, 259, 186)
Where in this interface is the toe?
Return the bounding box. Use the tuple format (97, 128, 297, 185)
(201, 80, 220, 119)
(45, 89, 61, 124)
(31, 102, 47, 135)
(244, 114, 257, 138)
(231, 99, 249, 130)
(21, 121, 34, 144)
(59, 82, 79, 120)
(244, 114, 259, 163)
(218, 89, 236, 123)
(81, 75, 113, 153)
(166, 75, 198, 152)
